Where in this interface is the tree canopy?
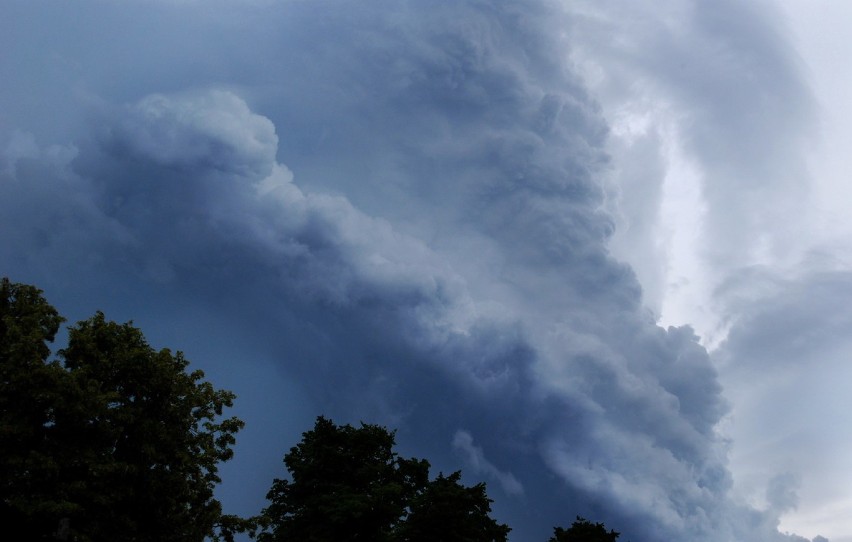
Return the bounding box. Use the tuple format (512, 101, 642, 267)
(0, 278, 243, 541)
(0, 278, 67, 537)
(397, 471, 512, 542)
(549, 516, 621, 542)
(257, 416, 511, 542)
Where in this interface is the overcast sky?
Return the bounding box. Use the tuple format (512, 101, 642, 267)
(2, 1, 850, 541)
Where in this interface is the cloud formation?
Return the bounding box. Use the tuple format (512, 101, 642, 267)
(715, 264, 852, 540)
(0, 1, 839, 541)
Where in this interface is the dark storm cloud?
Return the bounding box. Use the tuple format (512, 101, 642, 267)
(0, 1, 830, 541)
(0, 86, 776, 541)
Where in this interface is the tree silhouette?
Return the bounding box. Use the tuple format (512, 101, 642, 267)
(550, 516, 620, 542)
(397, 471, 510, 542)
(0, 278, 243, 541)
(258, 416, 510, 542)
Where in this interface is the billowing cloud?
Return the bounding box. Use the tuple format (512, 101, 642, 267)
(0, 1, 843, 541)
(568, 0, 817, 338)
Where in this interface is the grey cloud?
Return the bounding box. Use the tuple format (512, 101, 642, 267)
(713, 264, 850, 542)
(111, 91, 278, 177)
(0, 133, 134, 291)
(453, 430, 524, 496)
(717, 265, 852, 369)
(571, 0, 817, 320)
(5, 81, 730, 540)
(0, 2, 829, 541)
(767, 472, 800, 514)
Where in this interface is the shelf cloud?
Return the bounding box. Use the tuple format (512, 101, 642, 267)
(2, 1, 846, 540)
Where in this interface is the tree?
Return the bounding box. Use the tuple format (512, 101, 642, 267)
(550, 516, 620, 542)
(258, 417, 510, 542)
(0, 278, 244, 541)
(397, 471, 510, 542)
(0, 278, 67, 536)
(258, 416, 430, 542)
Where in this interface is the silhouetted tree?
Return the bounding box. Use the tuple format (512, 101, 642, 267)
(0, 278, 244, 541)
(258, 416, 510, 542)
(397, 471, 510, 542)
(258, 416, 429, 542)
(550, 516, 620, 542)
(0, 278, 67, 537)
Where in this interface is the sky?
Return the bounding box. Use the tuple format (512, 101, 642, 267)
(1, 1, 850, 541)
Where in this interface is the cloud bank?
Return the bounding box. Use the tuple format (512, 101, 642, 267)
(0, 1, 838, 540)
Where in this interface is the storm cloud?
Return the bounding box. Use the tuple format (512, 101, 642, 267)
(1, 1, 842, 541)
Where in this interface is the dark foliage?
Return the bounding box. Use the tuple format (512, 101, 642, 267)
(0, 278, 243, 541)
(397, 471, 511, 542)
(257, 416, 510, 542)
(550, 516, 620, 542)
